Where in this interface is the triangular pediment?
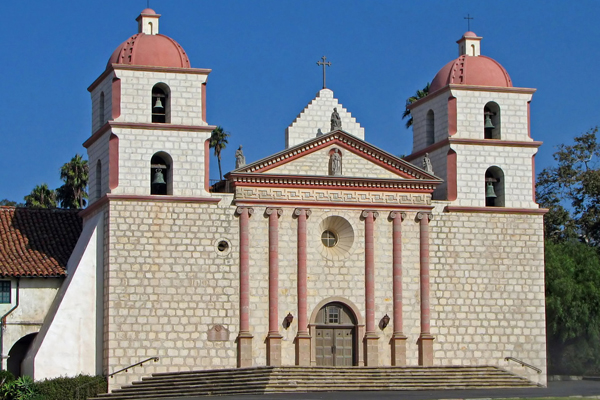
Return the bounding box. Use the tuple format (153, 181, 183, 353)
(231, 130, 440, 182)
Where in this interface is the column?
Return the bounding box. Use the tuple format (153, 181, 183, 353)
(235, 206, 254, 367)
(294, 208, 311, 366)
(389, 211, 407, 366)
(266, 207, 283, 366)
(417, 211, 434, 366)
(362, 210, 379, 366)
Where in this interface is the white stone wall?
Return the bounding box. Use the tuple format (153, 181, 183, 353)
(410, 145, 450, 200)
(286, 89, 365, 148)
(452, 144, 537, 208)
(87, 132, 111, 204)
(114, 69, 208, 126)
(269, 144, 400, 179)
(109, 126, 210, 197)
(412, 93, 450, 153)
(90, 73, 114, 134)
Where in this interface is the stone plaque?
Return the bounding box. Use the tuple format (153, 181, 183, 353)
(207, 325, 230, 341)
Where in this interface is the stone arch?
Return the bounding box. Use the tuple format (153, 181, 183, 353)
(484, 101, 501, 139)
(152, 83, 170, 123)
(8, 333, 37, 377)
(485, 166, 505, 207)
(150, 151, 173, 195)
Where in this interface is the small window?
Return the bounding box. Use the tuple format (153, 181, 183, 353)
(326, 306, 340, 324)
(96, 160, 102, 200)
(425, 110, 435, 146)
(483, 102, 501, 139)
(0, 281, 10, 303)
(321, 230, 338, 248)
(99, 92, 105, 128)
(152, 84, 170, 123)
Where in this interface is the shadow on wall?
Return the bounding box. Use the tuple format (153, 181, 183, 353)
(8, 333, 37, 377)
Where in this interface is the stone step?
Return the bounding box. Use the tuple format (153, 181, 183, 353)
(92, 366, 538, 399)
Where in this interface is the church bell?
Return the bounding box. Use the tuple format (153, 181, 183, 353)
(152, 168, 166, 186)
(153, 97, 164, 109)
(484, 113, 495, 129)
(485, 181, 497, 198)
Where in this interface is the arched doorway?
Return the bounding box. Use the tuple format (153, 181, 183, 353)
(8, 333, 37, 377)
(314, 302, 357, 366)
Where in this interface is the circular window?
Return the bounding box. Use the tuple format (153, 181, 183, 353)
(217, 241, 229, 252)
(321, 230, 338, 247)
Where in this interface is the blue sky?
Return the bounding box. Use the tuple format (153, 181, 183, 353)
(1, 0, 599, 203)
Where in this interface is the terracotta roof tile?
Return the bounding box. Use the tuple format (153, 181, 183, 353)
(0, 207, 82, 277)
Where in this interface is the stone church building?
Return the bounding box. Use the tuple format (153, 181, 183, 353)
(18, 9, 546, 390)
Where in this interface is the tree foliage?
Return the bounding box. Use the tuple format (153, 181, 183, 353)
(24, 184, 56, 209)
(401, 82, 430, 129)
(537, 128, 600, 244)
(56, 154, 89, 209)
(209, 126, 230, 180)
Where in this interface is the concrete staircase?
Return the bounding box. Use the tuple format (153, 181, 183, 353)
(92, 366, 539, 399)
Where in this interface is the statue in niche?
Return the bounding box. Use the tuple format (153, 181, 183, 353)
(330, 107, 342, 131)
(422, 153, 433, 174)
(235, 145, 246, 169)
(330, 149, 342, 176)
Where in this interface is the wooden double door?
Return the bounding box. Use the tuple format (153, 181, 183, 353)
(314, 302, 356, 366)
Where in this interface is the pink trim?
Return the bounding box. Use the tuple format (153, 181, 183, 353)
(364, 211, 376, 334)
(111, 78, 121, 120)
(448, 96, 457, 136)
(106, 194, 220, 203)
(267, 208, 281, 334)
(202, 82, 207, 123)
(204, 139, 210, 192)
(234, 199, 434, 211)
(238, 208, 251, 334)
(418, 213, 431, 335)
(532, 155, 536, 202)
(444, 206, 548, 214)
(390, 212, 404, 335)
(109, 134, 119, 190)
(447, 149, 457, 201)
(296, 209, 309, 335)
(405, 138, 543, 162)
(527, 101, 532, 138)
(79, 195, 109, 219)
(84, 121, 217, 148)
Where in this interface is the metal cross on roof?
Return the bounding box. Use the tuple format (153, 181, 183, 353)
(464, 14, 474, 31)
(316, 56, 332, 89)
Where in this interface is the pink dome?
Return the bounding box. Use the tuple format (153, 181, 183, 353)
(429, 55, 512, 93)
(107, 33, 191, 69)
(462, 31, 478, 38)
(140, 8, 157, 14)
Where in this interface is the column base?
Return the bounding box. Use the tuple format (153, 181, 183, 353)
(266, 333, 283, 366)
(418, 334, 434, 366)
(295, 333, 311, 366)
(390, 333, 407, 366)
(237, 332, 254, 368)
(363, 333, 379, 366)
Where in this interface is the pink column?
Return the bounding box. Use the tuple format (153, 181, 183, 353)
(235, 206, 254, 367)
(417, 211, 434, 366)
(266, 207, 283, 366)
(294, 208, 311, 365)
(390, 211, 407, 365)
(362, 210, 379, 366)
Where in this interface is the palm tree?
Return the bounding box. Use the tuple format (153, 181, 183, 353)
(56, 154, 89, 209)
(24, 184, 57, 208)
(402, 82, 430, 129)
(210, 126, 230, 180)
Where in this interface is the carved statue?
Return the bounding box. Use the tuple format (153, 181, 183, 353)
(235, 145, 246, 169)
(330, 149, 342, 176)
(330, 107, 342, 131)
(422, 153, 433, 174)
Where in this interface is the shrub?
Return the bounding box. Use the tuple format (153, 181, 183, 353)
(0, 371, 15, 387)
(0, 375, 37, 400)
(32, 375, 107, 400)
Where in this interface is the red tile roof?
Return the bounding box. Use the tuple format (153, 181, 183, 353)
(0, 207, 82, 277)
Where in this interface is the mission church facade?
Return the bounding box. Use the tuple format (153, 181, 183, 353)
(17, 9, 546, 390)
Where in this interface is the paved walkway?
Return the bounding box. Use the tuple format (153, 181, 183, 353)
(176, 380, 600, 400)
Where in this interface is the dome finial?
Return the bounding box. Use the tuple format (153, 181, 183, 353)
(137, 8, 161, 35)
(457, 31, 482, 57)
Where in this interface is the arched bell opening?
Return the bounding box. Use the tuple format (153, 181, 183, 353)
(485, 166, 505, 207)
(425, 109, 435, 146)
(150, 152, 173, 195)
(483, 102, 501, 139)
(99, 92, 105, 128)
(8, 333, 37, 377)
(151, 83, 170, 123)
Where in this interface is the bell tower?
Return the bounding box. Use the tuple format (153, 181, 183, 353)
(84, 8, 215, 203)
(405, 32, 541, 210)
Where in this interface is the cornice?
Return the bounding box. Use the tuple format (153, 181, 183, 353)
(405, 138, 542, 161)
(444, 206, 548, 215)
(234, 199, 435, 211)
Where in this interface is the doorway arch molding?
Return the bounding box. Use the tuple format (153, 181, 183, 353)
(308, 296, 365, 366)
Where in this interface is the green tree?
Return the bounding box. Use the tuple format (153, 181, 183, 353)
(536, 128, 600, 244)
(24, 184, 56, 208)
(401, 82, 430, 129)
(56, 154, 89, 209)
(0, 199, 23, 207)
(209, 126, 230, 181)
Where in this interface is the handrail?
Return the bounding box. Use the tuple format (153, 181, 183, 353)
(505, 356, 542, 373)
(108, 357, 159, 378)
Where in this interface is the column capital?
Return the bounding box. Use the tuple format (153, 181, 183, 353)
(389, 211, 406, 221)
(265, 207, 283, 217)
(361, 210, 380, 220)
(416, 211, 433, 221)
(293, 208, 312, 218)
(235, 206, 254, 217)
